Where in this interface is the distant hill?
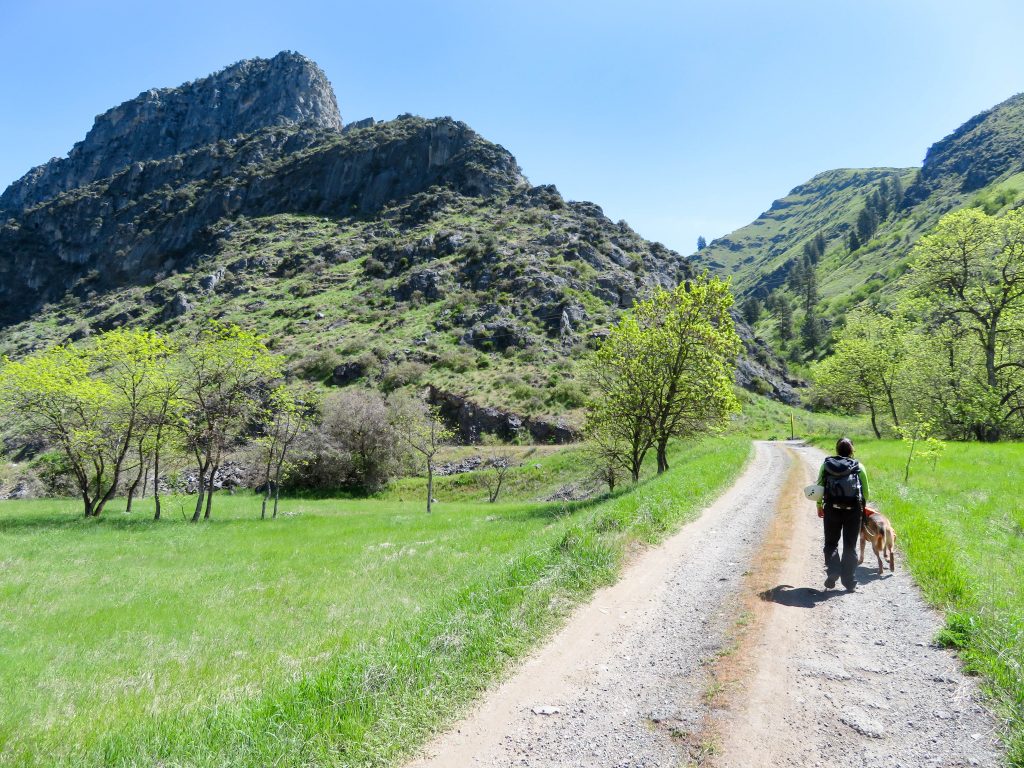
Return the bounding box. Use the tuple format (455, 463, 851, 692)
(0, 52, 798, 424)
(694, 91, 1024, 351)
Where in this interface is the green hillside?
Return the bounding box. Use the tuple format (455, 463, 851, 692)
(693, 92, 1024, 369)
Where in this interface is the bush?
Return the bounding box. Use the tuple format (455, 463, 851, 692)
(381, 361, 428, 393)
(290, 390, 406, 493)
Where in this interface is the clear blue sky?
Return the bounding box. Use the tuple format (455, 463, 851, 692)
(3, 0, 1024, 254)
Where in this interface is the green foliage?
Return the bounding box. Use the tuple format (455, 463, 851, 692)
(586, 274, 741, 479)
(810, 308, 910, 438)
(904, 206, 1024, 440)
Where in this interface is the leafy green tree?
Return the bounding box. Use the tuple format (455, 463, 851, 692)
(810, 309, 910, 438)
(91, 329, 177, 516)
(585, 314, 656, 483)
(180, 323, 282, 521)
(0, 346, 113, 517)
(587, 274, 741, 478)
(905, 207, 1024, 440)
(848, 229, 861, 252)
(774, 295, 794, 341)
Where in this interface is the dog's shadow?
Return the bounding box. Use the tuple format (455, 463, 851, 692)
(759, 584, 844, 608)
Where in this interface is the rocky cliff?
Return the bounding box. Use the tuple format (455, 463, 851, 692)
(1, 52, 341, 215)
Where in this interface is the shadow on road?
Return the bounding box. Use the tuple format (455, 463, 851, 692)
(759, 584, 845, 608)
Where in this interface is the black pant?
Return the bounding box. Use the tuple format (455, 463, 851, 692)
(823, 505, 862, 589)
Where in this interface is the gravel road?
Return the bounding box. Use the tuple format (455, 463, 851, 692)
(407, 441, 1005, 768)
(713, 442, 1002, 768)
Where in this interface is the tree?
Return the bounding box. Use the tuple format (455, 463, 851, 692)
(179, 323, 282, 522)
(320, 389, 404, 492)
(696, 235, 707, 251)
(91, 329, 177, 517)
(257, 386, 313, 519)
(479, 435, 515, 503)
(586, 274, 741, 478)
(774, 295, 794, 342)
(0, 346, 114, 517)
(394, 396, 454, 513)
(811, 309, 911, 438)
(800, 309, 823, 352)
(848, 229, 861, 252)
(585, 314, 656, 483)
(905, 207, 1024, 440)
(741, 296, 762, 325)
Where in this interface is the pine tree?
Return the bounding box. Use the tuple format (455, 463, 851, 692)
(696, 235, 707, 251)
(775, 296, 794, 341)
(800, 309, 823, 351)
(848, 229, 861, 252)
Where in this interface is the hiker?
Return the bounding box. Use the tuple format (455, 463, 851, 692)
(816, 437, 869, 592)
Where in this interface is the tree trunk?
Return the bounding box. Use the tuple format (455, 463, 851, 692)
(141, 464, 149, 499)
(124, 446, 146, 514)
(272, 454, 287, 519)
(656, 438, 669, 474)
(869, 404, 881, 439)
(426, 462, 434, 514)
(261, 484, 270, 520)
(153, 448, 162, 521)
(204, 464, 218, 520)
(191, 465, 207, 523)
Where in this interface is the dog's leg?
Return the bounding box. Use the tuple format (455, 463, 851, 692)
(874, 536, 884, 575)
(859, 530, 866, 564)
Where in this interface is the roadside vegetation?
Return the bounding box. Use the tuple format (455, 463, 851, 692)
(0, 435, 751, 767)
(819, 439, 1024, 765)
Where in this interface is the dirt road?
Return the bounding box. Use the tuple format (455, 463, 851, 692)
(407, 441, 1003, 768)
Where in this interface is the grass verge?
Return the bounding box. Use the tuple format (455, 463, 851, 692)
(0, 435, 751, 767)
(812, 439, 1024, 766)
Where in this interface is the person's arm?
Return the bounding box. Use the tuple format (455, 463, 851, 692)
(859, 465, 870, 507)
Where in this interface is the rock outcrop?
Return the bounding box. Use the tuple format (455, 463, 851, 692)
(1, 51, 341, 215)
(427, 386, 580, 444)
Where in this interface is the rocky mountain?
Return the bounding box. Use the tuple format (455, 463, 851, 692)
(1, 52, 342, 216)
(2, 52, 798, 422)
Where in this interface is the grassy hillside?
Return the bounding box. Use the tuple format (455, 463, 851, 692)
(695, 167, 915, 296)
(694, 93, 1024, 370)
(0, 435, 751, 767)
(816, 439, 1024, 765)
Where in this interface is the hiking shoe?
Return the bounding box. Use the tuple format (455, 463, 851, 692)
(844, 583, 857, 593)
(824, 576, 838, 589)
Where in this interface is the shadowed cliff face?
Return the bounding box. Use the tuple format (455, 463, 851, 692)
(1, 52, 342, 215)
(0, 46, 532, 329)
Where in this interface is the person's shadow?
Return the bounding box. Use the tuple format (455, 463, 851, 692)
(759, 584, 843, 608)
(761, 565, 894, 607)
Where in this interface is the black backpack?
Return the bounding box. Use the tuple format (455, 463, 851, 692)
(822, 456, 862, 510)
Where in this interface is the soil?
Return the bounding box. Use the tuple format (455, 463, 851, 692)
(406, 441, 1004, 768)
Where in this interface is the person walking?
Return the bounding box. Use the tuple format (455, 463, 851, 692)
(816, 437, 869, 592)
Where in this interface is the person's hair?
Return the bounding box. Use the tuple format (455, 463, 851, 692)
(836, 437, 854, 457)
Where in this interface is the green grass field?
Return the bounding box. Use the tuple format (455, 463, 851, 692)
(0, 435, 751, 767)
(820, 439, 1024, 765)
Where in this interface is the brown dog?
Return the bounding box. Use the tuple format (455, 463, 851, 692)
(859, 509, 896, 575)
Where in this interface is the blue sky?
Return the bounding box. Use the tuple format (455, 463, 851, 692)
(3, 0, 1024, 254)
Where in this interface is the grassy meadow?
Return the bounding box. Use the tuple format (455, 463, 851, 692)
(820, 439, 1024, 765)
(0, 435, 751, 767)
